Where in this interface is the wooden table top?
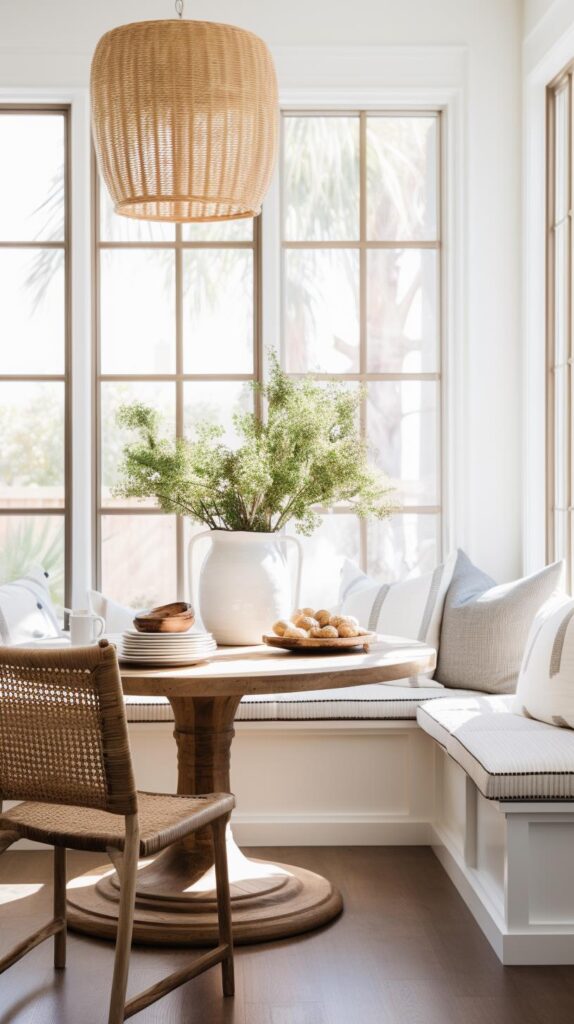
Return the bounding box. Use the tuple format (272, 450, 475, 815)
(119, 635, 436, 698)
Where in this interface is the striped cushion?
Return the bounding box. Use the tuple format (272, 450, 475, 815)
(514, 594, 574, 729)
(338, 552, 457, 682)
(417, 695, 574, 800)
(124, 682, 474, 724)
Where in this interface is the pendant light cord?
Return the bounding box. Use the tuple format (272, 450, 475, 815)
(175, 0, 184, 16)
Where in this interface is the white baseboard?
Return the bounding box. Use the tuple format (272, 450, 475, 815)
(12, 815, 433, 852)
(233, 813, 433, 846)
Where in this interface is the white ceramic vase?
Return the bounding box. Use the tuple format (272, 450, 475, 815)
(188, 530, 303, 646)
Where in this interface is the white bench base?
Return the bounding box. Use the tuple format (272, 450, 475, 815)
(432, 745, 574, 964)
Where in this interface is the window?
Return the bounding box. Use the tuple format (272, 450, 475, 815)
(547, 68, 573, 584)
(0, 107, 70, 606)
(281, 112, 442, 606)
(94, 109, 443, 608)
(94, 170, 260, 607)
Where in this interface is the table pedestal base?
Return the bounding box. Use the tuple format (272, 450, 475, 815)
(67, 833, 342, 946)
(67, 693, 342, 944)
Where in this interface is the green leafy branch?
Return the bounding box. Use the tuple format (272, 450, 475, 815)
(114, 356, 396, 535)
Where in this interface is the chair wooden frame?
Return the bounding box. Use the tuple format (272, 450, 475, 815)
(0, 641, 234, 1023)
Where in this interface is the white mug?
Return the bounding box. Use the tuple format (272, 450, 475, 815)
(69, 609, 105, 646)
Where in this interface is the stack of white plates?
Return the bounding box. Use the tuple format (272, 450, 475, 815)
(119, 629, 216, 667)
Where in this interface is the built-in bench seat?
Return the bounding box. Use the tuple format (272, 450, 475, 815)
(418, 694, 574, 800)
(124, 682, 476, 722)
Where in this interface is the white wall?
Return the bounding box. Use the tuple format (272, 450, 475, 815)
(0, 0, 522, 582)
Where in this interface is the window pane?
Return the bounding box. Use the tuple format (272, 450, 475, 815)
(0, 114, 64, 241)
(183, 381, 253, 447)
(0, 249, 65, 373)
(182, 250, 253, 373)
(554, 222, 569, 367)
(100, 250, 176, 374)
(0, 382, 65, 508)
(554, 365, 569, 512)
(284, 249, 359, 372)
(0, 514, 65, 605)
(100, 514, 177, 608)
(554, 509, 569, 563)
(286, 513, 361, 610)
(554, 86, 569, 226)
(283, 116, 359, 241)
(367, 250, 438, 372)
(182, 219, 253, 241)
(101, 382, 175, 506)
(367, 514, 439, 582)
(99, 179, 174, 242)
(367, 116, 438, 241)
(367, 381, 439, 505)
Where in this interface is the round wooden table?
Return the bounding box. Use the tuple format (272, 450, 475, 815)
(67, 636, 434, 947)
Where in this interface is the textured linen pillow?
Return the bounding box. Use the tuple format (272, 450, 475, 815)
(0, 566, 61, 644)
(339, 551, 457, 683)
(436, 550, 564, 694)
(514, 594, 574, 728)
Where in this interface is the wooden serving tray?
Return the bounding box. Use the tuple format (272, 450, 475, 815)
(262, 631, 377, 653)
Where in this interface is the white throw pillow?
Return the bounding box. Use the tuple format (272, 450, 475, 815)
(0, 566, 61, 644)
(514, 593, 574, 728)
(88, 590, 142, 633)
(339, 551, 457, 683)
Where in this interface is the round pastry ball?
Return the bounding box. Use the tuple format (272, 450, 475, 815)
(272, 619, 292, 637)
(315, 609, 331, 627)
(338, 623, 360, 638)
(294, 615, 319, 631)
(329, 615, 343, 628)
(284, 625, 308, 639)
(320, 624, 339, 638)
(301, 606, 316, 618)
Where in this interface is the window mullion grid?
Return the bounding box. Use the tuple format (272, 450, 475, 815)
(175, 223, 185, 599)
(0, 106, 70, 607)
(359, 111, 368, 572)
(564, 75, 568, 589)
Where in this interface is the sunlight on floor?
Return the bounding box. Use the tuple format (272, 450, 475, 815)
(0, 883, 44, 906)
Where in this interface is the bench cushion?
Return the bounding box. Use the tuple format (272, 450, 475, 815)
(417, 695, 574, 800)
(125, 682, 474, 724)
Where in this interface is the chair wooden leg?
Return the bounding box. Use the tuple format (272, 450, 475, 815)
(53, 846, 67, 969)
(107, 817, 139, 1024)
(211, 818, 235, 997)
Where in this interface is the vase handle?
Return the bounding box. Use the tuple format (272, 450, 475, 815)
(278, 535, 303, 609)
(187, 530, 212, 613)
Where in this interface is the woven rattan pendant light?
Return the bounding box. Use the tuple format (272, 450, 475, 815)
(90, 1, 278, 222)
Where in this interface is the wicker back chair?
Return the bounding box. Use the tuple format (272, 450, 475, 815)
(0, 640, 234, 1024)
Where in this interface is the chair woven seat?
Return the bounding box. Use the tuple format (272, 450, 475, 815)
(0, 790, 234, 857)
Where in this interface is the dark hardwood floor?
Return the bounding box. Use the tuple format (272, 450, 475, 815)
(1, 846, 574, 1023)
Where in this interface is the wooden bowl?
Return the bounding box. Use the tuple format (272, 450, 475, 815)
(133, 602, 195, 634)
(262, 631, 377, 653)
